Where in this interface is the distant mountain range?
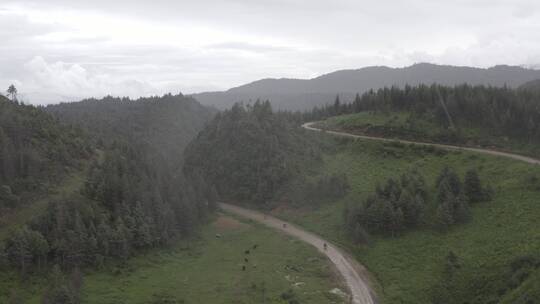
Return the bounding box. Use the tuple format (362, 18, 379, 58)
(191, 63, 540, 111)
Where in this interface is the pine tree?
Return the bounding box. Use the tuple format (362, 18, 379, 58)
(352, 223, 370, 244)
(453, 192, 471, 223)
(5, 227, 32, 273)
(464, 169, 483, 203)
(7, 85, 17, 102)
(436, 167, 461, 196)
(435, 201, 454, 231)
(41, 264, 78, 304)
(333, 95, 341, 115)
(389, 207, 405, 236)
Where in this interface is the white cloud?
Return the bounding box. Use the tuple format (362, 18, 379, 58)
(0, 0, 540, 104)
(18, 56, 156, 104)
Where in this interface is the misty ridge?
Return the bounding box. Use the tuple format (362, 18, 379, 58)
(193, 63, 540, 110)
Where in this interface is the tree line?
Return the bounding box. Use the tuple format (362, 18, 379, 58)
(304, 84, 540, 148)
(1, 93, 216, 303)
(0, 94, 92, 209)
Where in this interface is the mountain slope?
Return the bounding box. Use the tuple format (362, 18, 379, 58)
(192, 63, 540, 111)
(46, 93, 215, 168)
(1, 94, 218, 303)
(0, 95, 91, 206)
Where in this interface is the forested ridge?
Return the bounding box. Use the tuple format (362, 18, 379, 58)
(307, 84, 540, 155)
(46, 93, 215, 168)
(1, 93, 216, 303)
(184, 100, 319, 206)
(0, 95, 91, 209)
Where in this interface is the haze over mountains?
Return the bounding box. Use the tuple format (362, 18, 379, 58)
(192, 63, 540, 111)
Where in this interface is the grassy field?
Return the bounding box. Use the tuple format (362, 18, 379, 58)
(316, 111, 540, 157)
(1, 214, 346, 304)
(273, 132, 540, 303)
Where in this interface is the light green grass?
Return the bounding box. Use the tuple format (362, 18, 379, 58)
(317, 111, 445, 138)
(323, 112, 410, 129)
(82, 214, 345, 304)
(274, 134, 540, 303)
(317, 111, 540, 157)
(1, 214, 346, 304)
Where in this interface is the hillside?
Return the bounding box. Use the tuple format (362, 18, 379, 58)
(0, 95, 91, 210)
(308, 84, 540, 158)
(184, 93, 540, 303)
(273, 133, 540, 303)
(183, 101, 319, 206)
(46, 93, 215, 167)
(0, 94, 218, 303)
(191, 63, 540, 111)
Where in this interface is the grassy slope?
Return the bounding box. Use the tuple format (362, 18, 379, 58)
(317, 111, 540, 157)
(0, 170, 89, 302)
(0, 150, 103, 241)
(0, 171, 85, 241)
(2, 215, 346, 304)
(274, 133, 540, 303)
(83, 214, 345, 304)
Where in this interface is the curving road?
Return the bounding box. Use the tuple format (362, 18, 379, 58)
(219, 203, 376, 304)
(302, 122, 540, 165)
(221, 123, 539, 304)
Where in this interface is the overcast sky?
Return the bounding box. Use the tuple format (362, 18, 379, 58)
(1, 0, 540, 104)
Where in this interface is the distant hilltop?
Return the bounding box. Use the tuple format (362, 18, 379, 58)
(191, 63, 540, 111)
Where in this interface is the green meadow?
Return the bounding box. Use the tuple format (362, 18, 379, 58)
(274, 128, 540, 303)
(1, 214, 346, 304)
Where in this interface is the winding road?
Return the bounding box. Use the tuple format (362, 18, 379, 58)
(220, 122, 539, 304)
(302, 122, 540, 165)
(219, 203, 376, 304)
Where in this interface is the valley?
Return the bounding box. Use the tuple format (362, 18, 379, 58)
(2, 68, 540, 304)
(272, 123, 540, 303)
(4, 2, 540, 303)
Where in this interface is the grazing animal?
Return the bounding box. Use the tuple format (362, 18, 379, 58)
(244, 258, 249, 263)
(244, 250, 250, 255)
(252, 244, 258, 249)
(242, 265, 246, 271)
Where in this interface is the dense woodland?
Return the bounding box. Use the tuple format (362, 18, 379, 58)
(46, 93, 215, 169)
(184, 101, 319, 206)
(306, 84, 540, 149)
(1, 93, 216, 303)
(344, 167, 492, 241)
(0, 95, 91, 207)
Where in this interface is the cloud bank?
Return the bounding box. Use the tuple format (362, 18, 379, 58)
(1, 0, 539, 104)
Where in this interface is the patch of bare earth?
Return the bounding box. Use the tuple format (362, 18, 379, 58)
(213, 214, 249, 232)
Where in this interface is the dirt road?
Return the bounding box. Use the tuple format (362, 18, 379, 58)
(219, 203, 376, 304)
(302, 122, 540, 165)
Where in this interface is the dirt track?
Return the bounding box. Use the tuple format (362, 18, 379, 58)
(219, 203, 376, 304)
(220, 122, 540, 304)
(302, 122, 540, 165)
